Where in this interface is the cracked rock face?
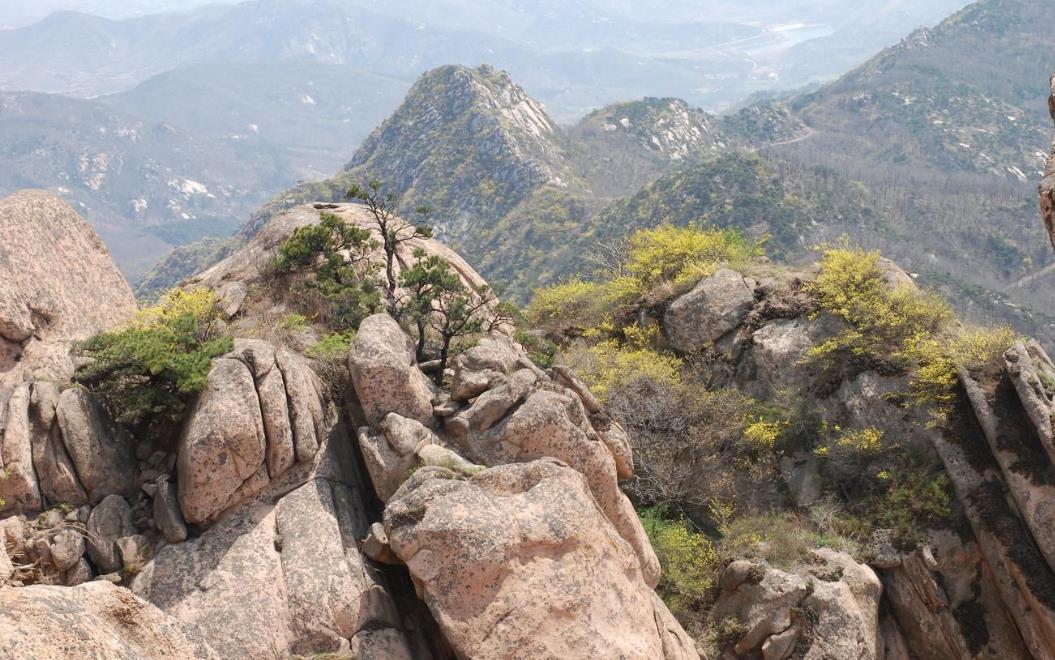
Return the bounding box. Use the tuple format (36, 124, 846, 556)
(134, 432, 426, 659)
(664, 268, 757, 353)
(176, 342, 327, 524)
(385, 459, 698, 660)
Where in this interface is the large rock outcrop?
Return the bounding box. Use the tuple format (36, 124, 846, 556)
(176, 340, 328, 524)
(711, 550, 882, 659)
(0, 192, 138, 517)
(349, 313, 691, 658)
(0, 190, 136, 390)
(385, 459, 697, 659)
(0, 581, 218, 658)
(134, 431, 431, 659)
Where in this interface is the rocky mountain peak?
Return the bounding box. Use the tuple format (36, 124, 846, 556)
(576, 97, 724, 162)
(343, 65, 572, 244)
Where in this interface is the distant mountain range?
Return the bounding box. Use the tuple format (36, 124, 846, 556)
(141, 0, 1055, 347)
(0, 0, 968, 116)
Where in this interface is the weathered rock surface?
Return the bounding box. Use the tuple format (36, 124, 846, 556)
(712, 550, 882, 659)
(0, 190, 136, 390)
(153, 477, 187, 544)
(385, 459, 698, 659)
(134, 431, 428, 659)
(0, 384, 43, 513)
(177, 358, 267, 524)
(86, 495, 134, 574)
(350, 314, 436, 427)
(55, 388, 136, 504)
(0, 581, 219, 658)
(664, 268, 757, 353)
(175, 342, 327, 525)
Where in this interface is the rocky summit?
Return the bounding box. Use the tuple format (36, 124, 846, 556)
(5, 4, 1055, 654)
(0, 197, 697, 658)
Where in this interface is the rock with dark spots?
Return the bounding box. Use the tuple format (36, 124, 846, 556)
(153, 478, 188, 544)
(362, 522, 400, 565)
(448, 334, 523, 402)
(599, 421, 634, 481)
(882, 533, 1030, 660)
(474, 389, 660, 587)
(552, 364, 603, 414)
(711, 549, 881, 659)
(664, 268, 756, 353)
(134, 475, 416, 659)
(56, 388, 136, 504)
(117, 534, 152, 572)
(86, 495, 134, 574)
(276, 348, 326, 464)
(456, 334, 522, 374)
(449, 368, 498, 401)
(49, 529, 85, 572)
(177, 358, 267, 524)
(0, 191, 137, 390)
(228, 340, 297, 478)
(0, 581, 219, 659)
(359, 414, 441, 503)
(349, 314, 435, 427)
(28, 382, 88, 507)
(1003, 342, 1055, 464)
(0, 384, 43, 513)
(960, 366, 1055, 572)
(384, 459, 698, 659)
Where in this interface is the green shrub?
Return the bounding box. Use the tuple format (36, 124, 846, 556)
(74, 289, 233, 428)
(640, 507, 721, 622)
(609, 379, 783, 525)
(874, 467, 952, 548)
(569, 338, 682, 402)
(909, 326, 1018, 422)
(307, 331, 356, 361)
(606, 223, 763, 303)
(279, 312, 310, 331)
(806, 245, 952, 370)
(514, 330, 558, 369)
(308, 331, 357, 395)
(525, 279, 607, 332)
(277, 211, 382, 329)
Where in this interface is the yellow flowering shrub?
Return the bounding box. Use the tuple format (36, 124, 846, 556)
(639, 507, 721, 620)
(806, 246, 952, 368)
(572, 339, 682, 402)
(525, 279, 607, 330)
(612, 224, 763, 302)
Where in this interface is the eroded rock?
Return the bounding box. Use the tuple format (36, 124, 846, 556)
(385, 459, 698, 659)
(664, 268, 756, 353)
(0, 581, 219, 659)
(349, 314, 435, 427)
(177, 358, 267, 524)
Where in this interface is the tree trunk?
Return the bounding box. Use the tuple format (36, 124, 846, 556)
(436, 339, 451, 386)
